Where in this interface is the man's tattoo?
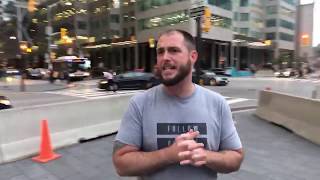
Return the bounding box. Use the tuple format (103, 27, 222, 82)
(113, 141, 127, 154)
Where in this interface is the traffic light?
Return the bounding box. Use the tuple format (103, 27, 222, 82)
(19, 41, 28, 53)
(28, 0, 37, 12)
(149, 37, 155, 48)
(301, 34, 310, 46)
(60, 28, 68, 40)
(202, 6, 212, 32)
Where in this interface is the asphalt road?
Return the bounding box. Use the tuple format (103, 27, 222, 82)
(1, 77, 319, 108)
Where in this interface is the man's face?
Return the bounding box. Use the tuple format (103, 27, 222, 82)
(156, 32, 197, 86)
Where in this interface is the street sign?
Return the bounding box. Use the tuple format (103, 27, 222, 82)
(190, 6, 205, 18)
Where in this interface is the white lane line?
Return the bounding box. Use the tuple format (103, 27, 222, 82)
(227, 98, 248, 105)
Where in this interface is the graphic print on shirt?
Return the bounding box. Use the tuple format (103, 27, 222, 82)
(157, 123, 207, 149)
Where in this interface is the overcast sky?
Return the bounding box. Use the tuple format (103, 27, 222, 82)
(300, 0, 319, 46)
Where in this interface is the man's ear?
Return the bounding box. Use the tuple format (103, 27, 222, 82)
(190, 50, 198, 64)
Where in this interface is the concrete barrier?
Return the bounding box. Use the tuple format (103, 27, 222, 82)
(255, 90, 320, 145)
(0, 94, 133, 164)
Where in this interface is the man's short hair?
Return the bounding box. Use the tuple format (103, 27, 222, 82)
(158, 29, 196, 51)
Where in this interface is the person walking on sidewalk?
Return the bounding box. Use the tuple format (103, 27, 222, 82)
(113, 29, 244, 180)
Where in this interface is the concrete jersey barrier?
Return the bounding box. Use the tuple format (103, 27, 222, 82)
(0, 94, 133, 164)
(255, 90, 320, 145)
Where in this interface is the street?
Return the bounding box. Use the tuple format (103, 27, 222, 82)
(1, 77, 320, 180)
(1, 77, 319, 108)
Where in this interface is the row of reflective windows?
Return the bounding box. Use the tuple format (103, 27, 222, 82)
(138, 10, 232, 31)
(266, 32, 294, 42)
(137, 0, 232, 11)
(266, 19, 295, 30)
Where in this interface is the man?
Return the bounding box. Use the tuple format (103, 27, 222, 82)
(113, 29, 243, 180)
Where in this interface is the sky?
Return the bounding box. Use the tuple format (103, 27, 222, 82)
(300, 0, 319, 46)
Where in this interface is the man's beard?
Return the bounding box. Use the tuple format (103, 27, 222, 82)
(156, 59, 192, 86)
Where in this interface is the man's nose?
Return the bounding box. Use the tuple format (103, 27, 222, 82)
(162, 50, 171, 60)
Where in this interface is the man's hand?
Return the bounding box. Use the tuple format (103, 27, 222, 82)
(174, 130, 207, 166)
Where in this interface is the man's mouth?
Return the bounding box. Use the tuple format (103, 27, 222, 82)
(162, 64, 176, 70)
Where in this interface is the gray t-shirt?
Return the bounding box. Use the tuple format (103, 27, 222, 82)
(115, 84, 242, 180)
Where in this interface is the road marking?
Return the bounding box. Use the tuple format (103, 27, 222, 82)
(227, 98, 248, 105)
(44, 89, 250, 105)
(44, 89, 144, 99)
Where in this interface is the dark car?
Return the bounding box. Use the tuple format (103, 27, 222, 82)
(26, 68, 49, 79)
(192, 70, 229, 86)
(98, 72, 160, 91)
(0, 95, 12, 110)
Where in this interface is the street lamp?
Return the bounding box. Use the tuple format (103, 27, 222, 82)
(47, 1, 72, 70)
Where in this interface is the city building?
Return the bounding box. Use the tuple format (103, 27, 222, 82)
(135, 0, 234, 72)
(233, 0, 298, 70)
(297, 2, 314, 59)
(0, 0, 14, 22)
(83, 0, 137, 73)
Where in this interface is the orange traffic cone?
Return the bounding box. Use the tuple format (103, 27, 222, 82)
(32, 120, 61, 163)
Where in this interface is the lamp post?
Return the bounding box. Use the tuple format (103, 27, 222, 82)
(46, 1, 72, 71)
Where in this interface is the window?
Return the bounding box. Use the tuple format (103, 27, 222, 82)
(77, 21, 87, 30)
(208, 0, 232, 10)
(111, 14, 119, 23)
(240, 28, 249, 35)
(234, 12, 238, 21)
(240, 13, 249, 21)
(251, 31, 263, 39)
(280, 32, 294, 41)
(240, 0, 248, 7)
(138, 0, 187, 11)
(266, 6, 277, 14)
(280, 19, 294, 30)
(266, 32, 276, 40)
(283, 0, 296, 6)
(138, 10, 189, 30)
(266, 19, 276, 27)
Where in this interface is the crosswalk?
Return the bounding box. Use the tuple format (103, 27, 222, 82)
(45, 89, 144, 99)
(45, 89, 250, 105)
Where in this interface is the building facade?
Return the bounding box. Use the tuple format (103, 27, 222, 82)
(135, 0, 233, 72)
(297, 3, 314, 59)
(28, 0, 301, 73)
(233, 0, 298, 70)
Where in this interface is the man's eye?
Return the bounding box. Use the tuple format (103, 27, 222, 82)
(157, 50, 164, 55)
(168, 48, 180, 53)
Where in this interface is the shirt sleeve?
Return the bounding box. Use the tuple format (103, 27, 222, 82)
(219, 98, 242, 150)
(115, 97, 143, 149)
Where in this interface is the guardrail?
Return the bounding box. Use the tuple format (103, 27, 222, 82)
(255, 90, 320, 145)
(0, 94, 133, 164)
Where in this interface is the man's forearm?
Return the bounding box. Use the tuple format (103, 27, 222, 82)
(205, 149, 243, 173)
(114, 147, 174, 176)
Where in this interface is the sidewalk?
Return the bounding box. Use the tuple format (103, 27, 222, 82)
(1, 110, 319, 180)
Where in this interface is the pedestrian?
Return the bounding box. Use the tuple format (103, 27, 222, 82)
(104, 70, 116, 92)
(113, 29, 243, 180)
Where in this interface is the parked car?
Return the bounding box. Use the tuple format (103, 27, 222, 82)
(26, 68, 49, 79)
(274, 68, 296, 78)
(98, 71, 159, 91)
(0, 95, 12, 110)
(210, 68, 227, 76)
(0, 68, 20, 78)
(192, 70, 229, 86)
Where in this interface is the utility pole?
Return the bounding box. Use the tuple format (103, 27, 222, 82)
(15, 1, 27, 92)
(190, 4, 212, 82)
